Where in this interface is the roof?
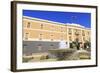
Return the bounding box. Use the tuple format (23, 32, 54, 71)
(23, 16, 90, 30)
(66, 23, 90, 30)
(23, 16, 66, 26)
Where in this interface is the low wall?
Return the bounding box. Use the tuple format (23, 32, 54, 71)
(23, 41, 60, 55)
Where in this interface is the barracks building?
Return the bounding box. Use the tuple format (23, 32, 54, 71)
(23, 16, 91, 55)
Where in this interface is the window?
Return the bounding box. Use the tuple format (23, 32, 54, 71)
(75, 29, 79, 35)
(41, 24, 43, 29)
(27, 22, 31, 28)
(51, 39, 53, 41)
(51, 35, 53, 36)
(82, 30, 85, 36)
(39, 34, 43, 40)
(68, 28, 72, 34)
(69, 36, 72, 41)
(51, 35, 53, 41)
(75, 38, 79, 42)
(25, 33, 29, 40)
(61, 27, 63, 32)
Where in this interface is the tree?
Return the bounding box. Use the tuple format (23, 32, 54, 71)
(84, 40, 91, 51)
(70, 38, 80, 50)
(75, 38, 80, 50)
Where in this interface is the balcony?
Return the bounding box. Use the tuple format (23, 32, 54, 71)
(75, 32, 79, 35)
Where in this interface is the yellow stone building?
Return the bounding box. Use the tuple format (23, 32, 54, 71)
(23, 16, 67, 42)
(23, 16, 90, 43)
(66, 23, 91, 43)
(22, 16, 91, 55)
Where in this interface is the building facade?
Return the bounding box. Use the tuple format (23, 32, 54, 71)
(23, 16, 91, 55)
(66, 23, 91, 43)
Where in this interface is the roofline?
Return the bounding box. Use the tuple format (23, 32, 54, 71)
(67, 23, 91, 30)
(23, 16, 66, 26)
(23, 16, 91, 30)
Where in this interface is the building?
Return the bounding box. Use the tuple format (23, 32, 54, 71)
(23, 16, 91, 55)
(66, 23, 91, 43)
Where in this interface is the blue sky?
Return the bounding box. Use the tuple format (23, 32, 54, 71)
(23, 10, 91, 28)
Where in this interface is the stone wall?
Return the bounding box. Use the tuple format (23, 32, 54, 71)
(23, 41, 60, 55)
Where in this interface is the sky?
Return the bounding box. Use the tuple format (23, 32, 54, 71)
(23, 10, 91, 28)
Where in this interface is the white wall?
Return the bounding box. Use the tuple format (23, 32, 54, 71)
(0, 0, 99, 73)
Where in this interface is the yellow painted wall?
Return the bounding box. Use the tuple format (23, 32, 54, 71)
(23, 17, 90, 43)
